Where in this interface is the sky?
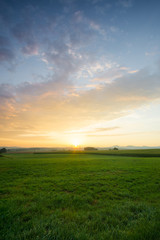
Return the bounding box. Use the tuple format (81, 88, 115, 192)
(0, 0, 160, 148)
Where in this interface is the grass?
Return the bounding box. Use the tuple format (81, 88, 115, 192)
(0, 151, 160, 240)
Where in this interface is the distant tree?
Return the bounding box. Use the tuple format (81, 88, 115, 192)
(113, 147, 118, 150)
(84, 147, 98, 151)
(0, 148, 7, 153)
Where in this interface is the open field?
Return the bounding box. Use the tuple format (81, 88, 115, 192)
(0, 151, 160, 240)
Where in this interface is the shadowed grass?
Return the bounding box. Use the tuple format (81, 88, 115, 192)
(34, 149, 160, 157)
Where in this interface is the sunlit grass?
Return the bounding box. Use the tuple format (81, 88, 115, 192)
(0, 152, 160, 240)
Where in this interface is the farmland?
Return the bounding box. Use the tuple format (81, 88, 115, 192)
(0, 150, 160, 240)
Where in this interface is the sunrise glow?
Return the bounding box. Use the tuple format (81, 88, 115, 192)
(70, 138, 81, 148)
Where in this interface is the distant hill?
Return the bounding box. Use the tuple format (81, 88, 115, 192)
(84, 147, 98, 151)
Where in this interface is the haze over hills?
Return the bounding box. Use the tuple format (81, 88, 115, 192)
(2, 146, 160, 153)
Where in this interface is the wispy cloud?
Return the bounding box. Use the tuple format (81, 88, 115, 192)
(22, 42, 39, 56)
(66, 126, 119, 134)
(0, 36, 14, 63)
(118, 0, 133, 8)
(0, 48, 14, 62)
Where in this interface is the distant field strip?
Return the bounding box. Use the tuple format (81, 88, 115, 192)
(34, 149, 160, 157)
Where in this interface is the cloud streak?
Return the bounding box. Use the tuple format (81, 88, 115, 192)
(66, 126, 119, 134)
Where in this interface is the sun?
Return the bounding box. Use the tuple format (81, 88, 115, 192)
(69, 135, 85, 148)
(71, 139, 80, 148)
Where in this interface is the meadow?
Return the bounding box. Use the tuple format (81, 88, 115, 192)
(0, 150, 160, 240)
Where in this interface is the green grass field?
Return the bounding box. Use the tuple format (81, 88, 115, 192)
(0, 151, 160, 240)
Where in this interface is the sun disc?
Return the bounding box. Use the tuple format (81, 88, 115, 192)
(71, 139, 80, 147)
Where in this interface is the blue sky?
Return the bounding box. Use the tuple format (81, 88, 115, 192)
(0, 0, 160, 147)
